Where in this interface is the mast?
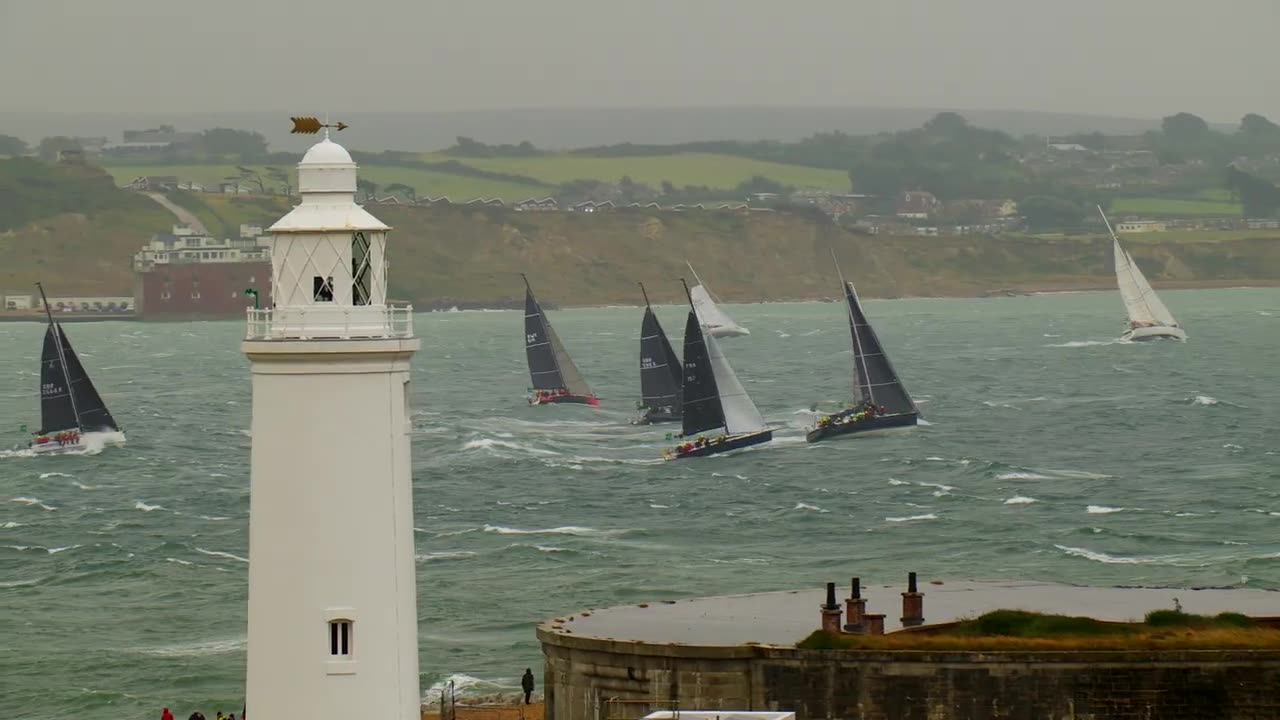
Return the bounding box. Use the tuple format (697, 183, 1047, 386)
(831, 251, 876, 406)
(37, 282, 82, 430)
(639, 281, 651, 308)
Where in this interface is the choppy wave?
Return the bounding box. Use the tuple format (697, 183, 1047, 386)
(194, 547, 249, 563)
(482, 525, 623, 537)
(886, 513, 938, 523)
(1048, 340, 1117, 348)
(416, 551, 478, 563)
(1087, 505, 1126, 514)
(463, 438, 560, 456)
(1055, 545, 1157, 564)
(1191, 395, 1219, 406)
(11, 497, 56, 511)
(134, 501, 164, 512)
(793, 502, 829, 513)
(1004, 496, 1038, 505)
(135, 637, 246, 658)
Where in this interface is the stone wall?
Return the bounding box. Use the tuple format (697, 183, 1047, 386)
(539, 628, 1280, 720)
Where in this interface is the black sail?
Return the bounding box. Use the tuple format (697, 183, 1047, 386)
(680, 310, 725, 437)
(38, 325, 78, 434)
(640, 307, 682, 415)
(525, 288, 565, 390)
(58, 325, 119, 432)
(846, 281, 917, 416)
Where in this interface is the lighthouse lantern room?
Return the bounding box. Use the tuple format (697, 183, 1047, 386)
(241, 127, 422, 720)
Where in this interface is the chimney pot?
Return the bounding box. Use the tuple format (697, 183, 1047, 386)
(908, 572, 918, 594)
(851, 577, 861, 599)
(824, 582, 838, 609)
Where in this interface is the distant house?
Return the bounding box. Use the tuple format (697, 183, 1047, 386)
(514, 197, 558, 212)
(56, 149, 86, 165)
(1115, 220, 1167, 233)
(572, 201, 598, 213)
(1246, 218, 1280, 230)
(1048, 143, 1092, 152)
(671, 203, 705, 211)
(419, 196, 452, 205)
(896, 191, 940, 219)
(987, 199, 1018, 217)
(128, 175, 180, 191)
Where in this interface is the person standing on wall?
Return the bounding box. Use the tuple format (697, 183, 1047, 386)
(521, 668, 535, 705)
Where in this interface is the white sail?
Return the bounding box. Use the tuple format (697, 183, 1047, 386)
(703, 328, 767, 434)
(1113, 239, 1178, 328)
(687, 263, 749, 337)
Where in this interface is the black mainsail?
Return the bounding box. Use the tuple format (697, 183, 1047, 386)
(36, 285, 120, 435)
(638, 283, 682, 419)
(522, 275, 595, 400)
(841, 268, 917, 416)
(679, 309, 724, 437)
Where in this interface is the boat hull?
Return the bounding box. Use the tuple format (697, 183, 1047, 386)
(531, 394, 599, 406)
(665, 429, 773, 460)
(1122, 325, 1187, 342)
(806, 412, 918, 443)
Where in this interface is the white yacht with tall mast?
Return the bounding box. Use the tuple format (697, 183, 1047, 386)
(1098, 206, 1187, 342)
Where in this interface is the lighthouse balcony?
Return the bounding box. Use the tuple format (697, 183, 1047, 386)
(245, 305, 413, 340)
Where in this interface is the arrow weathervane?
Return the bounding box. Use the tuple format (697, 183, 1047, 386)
(290, 117, 349, 134)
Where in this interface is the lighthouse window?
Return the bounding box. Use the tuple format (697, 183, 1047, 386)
(352, 232, 371, 306)
(328, 619, 352, 657)
(313, 276, 334, 302)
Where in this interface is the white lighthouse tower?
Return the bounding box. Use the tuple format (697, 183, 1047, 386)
(242, 129, 421, 720)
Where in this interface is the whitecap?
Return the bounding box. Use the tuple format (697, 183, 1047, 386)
(136, 637, 246, 657)
(415, 551, 478, 563)
(166, 558, 194, 566)
(888, 479, 909, 486)
(424, 673, 507, 698)
(649, 503, 671, 509)
(886, 513, 938, 523)
(1192, 395, 1219, 406)
(996, 471, 1052, 481)
(482, 524, 622, 537)
(196, 515, 231, 521)
(794, 502, 829, 513)
(1, 521, 22, 528)
(1048, 340, 1116, 348)
(39, 472, 72, 479)
(1224, 443, 1244, 450)
(195, 547, 249, 563)
(463, 438, 560, 456)
(11, 497, 56, 511)
(134, 501, 164, 512)
(72, 481, 96, 490)
(1087, 505, 1125, 514)
(47, 544, 83, 555)
(1055, 544, 1152, 564)
(1004, 496, 1038, 505)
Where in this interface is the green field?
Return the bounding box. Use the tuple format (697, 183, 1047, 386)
(422, 152, 853, 191)
(100, 164, 548, 202)
(1111, 196, 1242, 217)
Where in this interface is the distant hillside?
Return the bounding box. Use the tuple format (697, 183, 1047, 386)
(6, 181, 1280, 302)
(0, 159, 173, 295)
(0, 106, 1180, 153)
(377, 205, 1280, 308)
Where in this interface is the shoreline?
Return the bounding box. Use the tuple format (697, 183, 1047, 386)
(0, 280, 1272, 323)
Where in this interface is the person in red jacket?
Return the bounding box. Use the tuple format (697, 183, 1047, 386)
(162, 709, 174, 720)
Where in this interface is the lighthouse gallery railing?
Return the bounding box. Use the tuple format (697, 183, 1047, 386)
(245, 306, 414, 340)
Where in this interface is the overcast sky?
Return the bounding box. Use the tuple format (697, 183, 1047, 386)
(3, 0, 1276, 122)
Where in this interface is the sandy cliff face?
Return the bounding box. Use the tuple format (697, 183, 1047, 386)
(380, 205, 1280, 307)
(8, 195, 1280, 304)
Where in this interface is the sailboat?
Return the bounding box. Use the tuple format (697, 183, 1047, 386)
(806, 255, 919, 443)
(1098, 206, 1187, 342)
(29, 283, 125, 455)
(523, 274, 600, 406)
(633, 282, 682, 425)
(664, 280, 772, 460)
(687, 262, 749, 337)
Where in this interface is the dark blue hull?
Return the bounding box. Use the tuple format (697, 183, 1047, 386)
(665, 429, 773, 460)
(806, 412, 918, 443)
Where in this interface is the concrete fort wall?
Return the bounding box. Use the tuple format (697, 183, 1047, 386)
(538, 628, 1280, 720)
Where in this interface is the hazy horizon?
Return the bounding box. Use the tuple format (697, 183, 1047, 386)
(2, 0, 1277, 122)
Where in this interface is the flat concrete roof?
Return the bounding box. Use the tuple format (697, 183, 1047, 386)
(542, 581, 1280, 647)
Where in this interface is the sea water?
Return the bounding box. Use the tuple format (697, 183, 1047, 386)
(2, 289, 1278, 718)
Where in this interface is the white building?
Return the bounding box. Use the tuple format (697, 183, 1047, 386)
(132, 224, 271, 271)
(241, 132, 421, 720)
(1115, 220, 1167, 233)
